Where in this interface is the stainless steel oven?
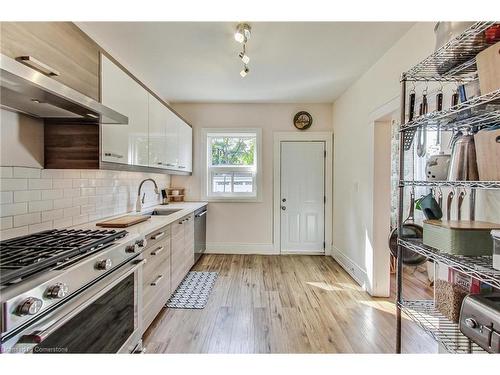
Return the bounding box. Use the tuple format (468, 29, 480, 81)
(2, 256, 144, 354)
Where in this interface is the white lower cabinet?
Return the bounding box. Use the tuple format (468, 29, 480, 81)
(141, 214, 195, 334)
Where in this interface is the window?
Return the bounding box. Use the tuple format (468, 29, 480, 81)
(202, 128, 262, 201)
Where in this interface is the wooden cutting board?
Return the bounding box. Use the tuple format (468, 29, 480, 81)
(424, 220, 500, 231)
(96, 215, 151, 228)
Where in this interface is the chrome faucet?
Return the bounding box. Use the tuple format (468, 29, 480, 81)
(136, 178, 160, 212)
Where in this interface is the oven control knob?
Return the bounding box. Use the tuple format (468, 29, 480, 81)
(465, 318, 478, 329)
(126, 244, 139, 253)
(46, 282, 69, 299)
(136, 238, 147, 248)
(17, 297, 43, 316)
(95, 259, 113, 270)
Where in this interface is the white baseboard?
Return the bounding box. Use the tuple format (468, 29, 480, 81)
(331, 245, 369, 291)
(206, 242, 278, 255)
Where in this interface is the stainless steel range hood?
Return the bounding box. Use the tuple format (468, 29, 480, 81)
(0, 54, 128, 124)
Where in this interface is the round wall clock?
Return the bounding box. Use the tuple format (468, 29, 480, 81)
(293, 111, 313, 130)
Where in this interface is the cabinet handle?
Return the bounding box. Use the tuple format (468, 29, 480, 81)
(157, 162, 163, 165)
(151, 231, 165, 240)
(104, 152, 124, 159)
(178, 166, 186, 169)
(166, 163, 176, 167)
(151, 246, 164, 256)
(151, 275, 163, 286)
(16, 56, 60, 76)
(195, 210, 207, 218)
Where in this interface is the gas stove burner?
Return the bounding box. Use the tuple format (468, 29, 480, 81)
(0, 228, 127, 286)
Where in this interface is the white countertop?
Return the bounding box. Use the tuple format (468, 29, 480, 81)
(72, 201, 208, 237)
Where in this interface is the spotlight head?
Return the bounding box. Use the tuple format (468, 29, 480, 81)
(238, 51, 250, 64)
(234, 23, 251, 44)
(240, 66, 249, 78)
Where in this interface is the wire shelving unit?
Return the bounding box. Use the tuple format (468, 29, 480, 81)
(396, 21, 500, 354)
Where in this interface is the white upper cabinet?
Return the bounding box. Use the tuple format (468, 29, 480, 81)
(101, 55, 149, 166)
(148, 94, 168, 169)
(100, 54, 192, 173)
(177, 119, 192, 173)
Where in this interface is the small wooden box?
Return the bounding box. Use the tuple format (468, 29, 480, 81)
(423, 220, 500, 256)
(477, 41, 500, 95)
(166, 187, 185, 202)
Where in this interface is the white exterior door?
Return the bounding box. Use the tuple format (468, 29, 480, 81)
(280, 141, 325, 253)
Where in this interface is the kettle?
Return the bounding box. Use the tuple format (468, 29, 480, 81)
(448, 133, 479, 181)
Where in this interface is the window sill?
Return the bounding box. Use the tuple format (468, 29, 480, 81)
(203, 196, 262, 203)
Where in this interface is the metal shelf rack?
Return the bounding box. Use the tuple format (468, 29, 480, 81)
(399, 300, 486, 353)
(396, 21, 500, 354)
(400, 180, 500, 190)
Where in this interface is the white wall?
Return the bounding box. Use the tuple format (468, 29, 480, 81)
(170, 103, 333, 253)
(331, 23, 436, 296)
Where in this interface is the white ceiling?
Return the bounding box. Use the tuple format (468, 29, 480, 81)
(77, 22, 413, 103)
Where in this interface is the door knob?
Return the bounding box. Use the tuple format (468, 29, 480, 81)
(281, 206, 286, 211)
(282, 198, 286, 202)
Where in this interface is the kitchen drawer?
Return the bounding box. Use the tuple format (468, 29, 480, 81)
(144, 225, 171, 251)
(143, 253, 171, 307)
(143, 241, 171, 285)
(142, 284, 169, 333)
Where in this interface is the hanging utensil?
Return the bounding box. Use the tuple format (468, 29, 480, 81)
(437, 186, 443, 209)
(447, 190, 455, 220)
(417, 89, 428, 157)
(408, 86, 416, 122)
(457, 190, 466, 221)
(469, 188, 476, 221)
(436, 85, 443, 146)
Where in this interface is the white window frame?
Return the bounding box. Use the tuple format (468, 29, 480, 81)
(201, 128, 262, 202)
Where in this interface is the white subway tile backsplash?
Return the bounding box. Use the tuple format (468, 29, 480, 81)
(0, 191, 13, 204)
(14, 212, 41, 227)
(29, 221, 53, 233)
(0, 178, 28, 191)
(53, 198, 73, 209)
(72, 214, 89, 225)
(1, 217, 13, 230)
(53, 217, 73, 229)
(1, 202, 28, 217)
(41, 169, 65, 179)
(63, 170, 81, 179)
(0, 168, 170, 234)
(14, 190, 41, 202)
(63, 188, 80, 198)
(80, 187, 96, 196)
(1, 226, 29, 240)
(41, 189, 64, 200)
(28, 179, 52, 190)
(53, 179, 73, 189)
(0, 167, 13, 178)
(13, 167, 40, 178)
(28, 200, 53, 213)
(41, 209, 64, 222)
(63, 206, 80, 218)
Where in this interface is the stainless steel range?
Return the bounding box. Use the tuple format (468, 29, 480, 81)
(0, 228, 147, 353)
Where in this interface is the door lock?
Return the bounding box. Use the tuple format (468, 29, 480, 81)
(282, 198, 286, 202)
(281, 206, 286, 211)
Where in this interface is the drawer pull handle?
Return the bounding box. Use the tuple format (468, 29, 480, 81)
(151, 246, 164, 256)
(178, 165, 186, 169)
(17, 56, 60, 76)
(104, 152, 124, 159)
(151, 232, 165, 240)
(151, 275, 163, 286)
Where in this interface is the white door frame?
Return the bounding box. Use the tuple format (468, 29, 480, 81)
(273, 132, 333, 255)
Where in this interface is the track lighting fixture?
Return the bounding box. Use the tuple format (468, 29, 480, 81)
(235, 23, 252, 77)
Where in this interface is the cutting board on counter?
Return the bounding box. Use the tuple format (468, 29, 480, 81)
(96, 215, 151, 228)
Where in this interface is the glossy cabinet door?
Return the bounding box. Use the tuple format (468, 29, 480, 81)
(164, 109, 180, 169)
(101, 55, 149, 166)
(148, 94, 168, 169)
(177, 119, 193, 173)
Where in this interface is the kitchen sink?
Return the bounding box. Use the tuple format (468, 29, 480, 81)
(143, 209, 182, 216)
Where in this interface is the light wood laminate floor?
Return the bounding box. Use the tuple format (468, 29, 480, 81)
(143, 254, 436, 353)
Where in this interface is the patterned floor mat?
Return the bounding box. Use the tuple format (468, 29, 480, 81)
(166, 271, 218, 309)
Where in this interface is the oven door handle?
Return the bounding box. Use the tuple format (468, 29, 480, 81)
(23, 258, 145, 346)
